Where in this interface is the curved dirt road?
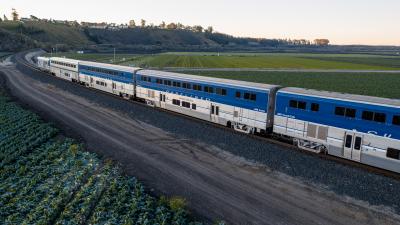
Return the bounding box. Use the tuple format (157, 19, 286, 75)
(1, 63, 399, 225)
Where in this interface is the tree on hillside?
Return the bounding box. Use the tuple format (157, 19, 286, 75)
(129, 20, 136, 28)
(12, 8, 19, 21)
(177, 23, 184, 29)
(167, 23, 177, 30)
(205, 26, 213, 33)
(140, 19, 146, 28)
(160, 21, 166, 29)
(193, 25, 203, 33)
(30, 15, 39, 21)
(314, 39, 330, 46)
(0, 17, 2, 22)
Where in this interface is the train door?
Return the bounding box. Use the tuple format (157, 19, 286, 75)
(343, 132, 362, 162)
(239, 108, 244, 122)
(210, 103, 219, 123)
(159, 93, 166, 108)
(112, 82, 117, 94)
(90, 77, 94, 87)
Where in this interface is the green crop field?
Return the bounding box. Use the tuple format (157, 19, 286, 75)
(0, 91, 200, 224)
(47, 52, 400, 70)
(176, 70, 400, 99)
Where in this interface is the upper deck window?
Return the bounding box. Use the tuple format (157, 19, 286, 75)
(374, 112, 386, 123)
(311, 103, 319, 112)
(289, 100, 306, 110)
(335, 107, 356, 118)
(216, 88, 227, 96)
(393, 115, 400, 126)
(362, 111, 386, 123)
(236, 92, 241, 98)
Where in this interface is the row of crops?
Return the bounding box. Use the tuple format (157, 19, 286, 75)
(0, 92, 202, 224)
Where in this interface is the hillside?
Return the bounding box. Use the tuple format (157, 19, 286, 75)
(1, 20, 400, 54)
(0, 27, 38, 52)
(0, 21, 91, 51)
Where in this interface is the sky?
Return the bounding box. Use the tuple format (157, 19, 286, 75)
(0, 0, 399, 46)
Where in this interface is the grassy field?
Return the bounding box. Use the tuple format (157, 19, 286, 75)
(0, 90, 199, 224)
(176, 70, 400, 99)
(47, 52, 400, 70)
(45, 52, 400, 98)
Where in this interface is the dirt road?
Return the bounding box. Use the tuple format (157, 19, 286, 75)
(1, 64, 399, 225)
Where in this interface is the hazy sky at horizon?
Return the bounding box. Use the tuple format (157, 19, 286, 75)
(1, 0, 399, 45)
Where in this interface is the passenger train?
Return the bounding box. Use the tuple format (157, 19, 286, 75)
(36, 56, 400, 173)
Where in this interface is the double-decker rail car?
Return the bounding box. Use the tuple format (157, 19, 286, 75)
(273, 87, 400, 173)
(78, 61, 140, 99)
(136, 70, 280, 134)
(37, 57, 50, 72)
(49, 57, 80, 82)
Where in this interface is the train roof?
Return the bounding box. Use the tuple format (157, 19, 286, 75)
(138, 70, 281, 91)
(79, 60, 140, 73)
(278, 87, 400, 108)
(50, 57, 80, 64)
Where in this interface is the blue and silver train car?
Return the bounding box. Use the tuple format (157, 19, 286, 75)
(49, 57, 80, 82)
(78, 61, 140, 99)
(136, 70, 281, 134)
(273, 87, 400, 173)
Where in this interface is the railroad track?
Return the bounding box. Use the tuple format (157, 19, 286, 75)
(13, 51, 400, 180)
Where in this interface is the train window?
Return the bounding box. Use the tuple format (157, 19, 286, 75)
(289, 100, 297, 108)
(236, 91, 241, 98)
(192, 104, 196, 110)
(354, 137, 362, 150)
(345, 108, 356, 118)
(156, 79, 163, 84)
(167, 81, 172, 86)
(393, 115, 400, 126)
(163, 80, 168, 85)
(345, 135, 352, 148)
(244, 93, 250, 100)
(362, 111, 374, 121)
(204, 86, 209, 92)
(298, 101, 306, 110)
(387, 148, 400, 160)
(173, 81, 177, 87)
(221, 89, 227, 96)
(250, 94, 257, 101)
(182, 101, 190, 108)
(183, 83, 190, 89)
(335, 107, 345, 116)
(374, 113, 386, 123)
(172, 99, 180, 106)
(209, 87, 214, 93)
(311, 103, 319, 112)
(216, 88, 222, 95)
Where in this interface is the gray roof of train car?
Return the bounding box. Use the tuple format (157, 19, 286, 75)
(138, 70, 281, 91)
(79, 60, 140, 73)
(279, 87, 400, 107)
